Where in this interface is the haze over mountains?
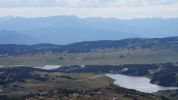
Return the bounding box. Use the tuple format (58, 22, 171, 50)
(0, 15, 178, 44)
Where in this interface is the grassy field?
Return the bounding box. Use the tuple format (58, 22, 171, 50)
(1, 71, 113, 95)
(16, 72, 111, 90)
(0, 48, 178, 66)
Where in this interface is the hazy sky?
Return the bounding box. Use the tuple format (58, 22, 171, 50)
(0, 0, 178, 19)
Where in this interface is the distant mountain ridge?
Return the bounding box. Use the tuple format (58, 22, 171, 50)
(0, 16, 178, 44)
(0, 30, 38, 44)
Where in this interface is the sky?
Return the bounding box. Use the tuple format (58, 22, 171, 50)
(0, 0, 178, 19)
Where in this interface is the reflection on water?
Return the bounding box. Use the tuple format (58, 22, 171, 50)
(106, 74, 178, 93)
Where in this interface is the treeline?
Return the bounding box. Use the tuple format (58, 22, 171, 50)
(0, 37, 178, 56)
(0, 67, 48, 86)
(55, 63, 175, 74)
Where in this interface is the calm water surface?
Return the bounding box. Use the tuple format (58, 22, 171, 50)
(106, 74, 178, 93)
(36, 65, 61, 70)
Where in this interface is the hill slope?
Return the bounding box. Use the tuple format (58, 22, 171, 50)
(0, 37, 178, 55)
(0, 37, 178, 65)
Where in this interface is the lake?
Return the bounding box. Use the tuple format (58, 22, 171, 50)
(106, 74, 178, 93)
(35, 65, 62, 70)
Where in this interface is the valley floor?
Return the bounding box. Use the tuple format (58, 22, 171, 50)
(0, 63, 178, 100)
(0, 48, 178, 66)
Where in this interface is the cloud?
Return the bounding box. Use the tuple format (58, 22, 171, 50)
(111, 0, 178, 6)
(0, 0, 178, 19)
(0, 4, 178, 19)
(0, 0, 178, 7)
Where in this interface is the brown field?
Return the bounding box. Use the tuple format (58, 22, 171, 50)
(0, 48, 178, 66)
(21, 72, 112, 90)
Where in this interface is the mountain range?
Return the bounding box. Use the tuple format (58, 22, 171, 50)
(0, 15, 178, 44)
